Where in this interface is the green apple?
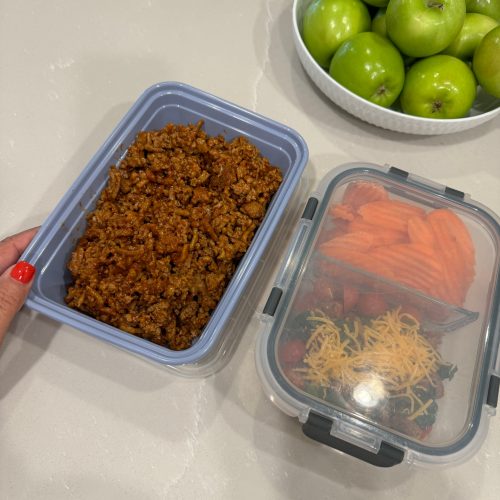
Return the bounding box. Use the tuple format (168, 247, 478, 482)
(372, 7, 417, 68)
(473, 25, 500, 96)
(329, 32, 405, 107)
(442, 13, 498, 59)
(372, 9, 388, 37)
(302, 0, 372, 68)
(386, 0, 466, 57)
(466, 0, 500, 22)
(401, 55, 477, 118)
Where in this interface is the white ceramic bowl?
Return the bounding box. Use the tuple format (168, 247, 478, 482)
(293, 0, 500, 135)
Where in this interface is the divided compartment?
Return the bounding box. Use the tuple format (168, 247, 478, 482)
(310, 255, 479, 333)
(257, 163, 500, 466)
(273, 254, 481, 448)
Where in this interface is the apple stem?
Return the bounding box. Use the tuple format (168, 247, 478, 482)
(427, 1, 444, 10)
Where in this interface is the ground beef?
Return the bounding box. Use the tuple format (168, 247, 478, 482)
(65, 121, 282, 350)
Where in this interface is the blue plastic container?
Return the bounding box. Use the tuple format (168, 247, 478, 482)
(21, 82, 308, 375)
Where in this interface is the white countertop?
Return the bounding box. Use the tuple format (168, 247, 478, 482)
(1, 1, 500, 498)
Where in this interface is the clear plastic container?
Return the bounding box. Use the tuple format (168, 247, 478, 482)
(256, 163, 500, 467)
(21, 82, 308, 376)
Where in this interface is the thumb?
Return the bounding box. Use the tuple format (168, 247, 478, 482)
(0, 261, 36, 347)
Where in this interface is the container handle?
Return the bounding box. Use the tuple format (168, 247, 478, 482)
(302, 411, 404, 468)
(272, 199, 318, 291)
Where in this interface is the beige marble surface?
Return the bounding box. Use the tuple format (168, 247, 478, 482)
(1, 1, 499, 499)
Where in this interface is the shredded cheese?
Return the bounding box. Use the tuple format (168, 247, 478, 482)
(302, 308, 441, 417)
(408, 398, 434, 420)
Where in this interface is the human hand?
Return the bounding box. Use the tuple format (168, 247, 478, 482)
(0, 227, 38, 347)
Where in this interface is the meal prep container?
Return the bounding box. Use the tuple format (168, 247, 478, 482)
(21, 82, 308, 376)
(256, 163, 500, 467)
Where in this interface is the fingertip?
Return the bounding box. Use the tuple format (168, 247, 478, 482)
(10, 261, 36, 285)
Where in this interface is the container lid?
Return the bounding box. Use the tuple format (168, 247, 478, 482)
(256, 163, 500, 467)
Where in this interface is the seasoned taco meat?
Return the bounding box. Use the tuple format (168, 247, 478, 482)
(65, 121, 282, 350)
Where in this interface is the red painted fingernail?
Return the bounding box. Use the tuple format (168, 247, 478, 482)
(10, 261, 36, 284)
